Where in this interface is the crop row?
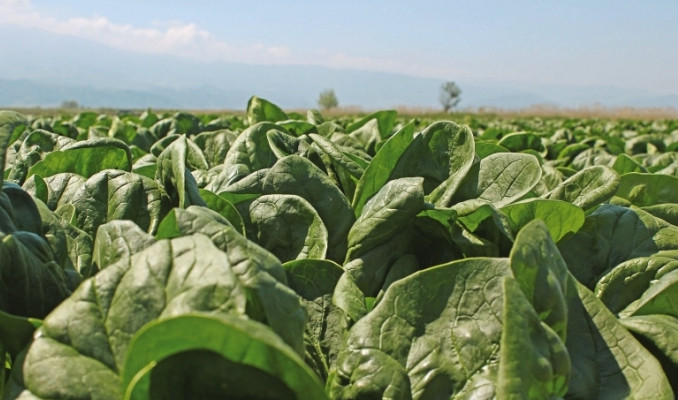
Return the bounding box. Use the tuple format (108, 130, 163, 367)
(0, 97, 677, 399)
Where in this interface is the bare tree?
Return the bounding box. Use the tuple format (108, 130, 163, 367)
(318, 89, 339, 110)
(439, 82, 461, 112)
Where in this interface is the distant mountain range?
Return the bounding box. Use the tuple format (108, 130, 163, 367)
(1, 26, 676, 111)
(3, 76, 677, 112)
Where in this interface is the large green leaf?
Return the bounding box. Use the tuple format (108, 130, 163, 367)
(91, 220, 156, 275)
(535, 161, 567, 194)
(351, 123, 415, 216)
(0, 193, 16, 236)
(246, 95, 288, 125)
(197, 188, 245, 235)
(59, 170, 170, 237)
(497, 277, 569, 399)
(595, 255, 678, 314)
(262, 155, 354, 262)
(622, 315, 677, 364)
(420, 122, 476, 207)
(612, 153, 648, 175)
(620, 269, 678, 319)
(193, 129, 238, 168)
(475, 152, 542, 207)
(565, 282, 673, 399)
(21, 174, 48, 204)
(283, 259, 345, 381)
(149, 134, 181, 157)
(497, 131, 545, 153)
(206, 166, 269, 198)
(108, 117, 139, 145)
(154, 134, 207, 172)
(309, 133, 365, 180)
(451, 200, 491, 232)
(148, 117, 172, 139)
(346, 177, 424, 261)
(8, 234, 304, 399)
(475, 140, 509, 159)
(131, 153, 158, 179)
(278, 120, 316, 137)
(29, 196, 92, 277)
(614, 172, 678, 206)
(309, 134, 366, 200)
(334, 228, 414, 322)
(24, 172, 86, 210)
(0, 111, 28, 187)
(122, 314, 327, 400)
(331, 271, 371, 323)
(155, 206, 305, 352)
(0, 310, 40, 359)
(509, 219, 573, 339)
(167, 112, 202, 136)
(346, 109, 398, 141)
(3, 182, 84, 290)
(390, 121, 475, 200)
(191, 166, 220, 188)
(7, 129, 76, 184)
(625, 133, 667, 155)
(327, 258, 511, 399)
(0, 231, 71, 318)
(543, 165, 619, 210)
(155, 135, 206, 209)
(558, 205, 678, 288)
(1, 182, 43, 236)
(639, 203, 678, 227)
(449, 199, 514, 257)
(223, 122, 286, 174)
(344, 119, 380, 155)
(501, 198, 585, 242)
(620, 314, 678, 393)
(27, 137, 133, 180)
(249, 194, 328, 262)
(571, 148, 616, 171)
(266, 129, 308, 158)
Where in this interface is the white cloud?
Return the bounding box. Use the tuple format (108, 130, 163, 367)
(0, 0, 292, 64)
(0, 0, 456, 79)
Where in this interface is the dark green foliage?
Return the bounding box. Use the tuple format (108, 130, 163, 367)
(0, 98, 676, 399)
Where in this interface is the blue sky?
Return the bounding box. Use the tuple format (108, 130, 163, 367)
(2, 0, 678, 95)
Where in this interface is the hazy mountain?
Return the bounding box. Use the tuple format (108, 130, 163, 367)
(4, 76, 674, 112)
(1, 26, 675, 111)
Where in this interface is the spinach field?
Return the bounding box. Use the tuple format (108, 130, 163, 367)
(1, 97, 677, 399)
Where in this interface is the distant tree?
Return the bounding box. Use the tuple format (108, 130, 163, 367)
(439, 82, 461, 112)
(60, 100, 79, 109)
(318, 89, 339, 110)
